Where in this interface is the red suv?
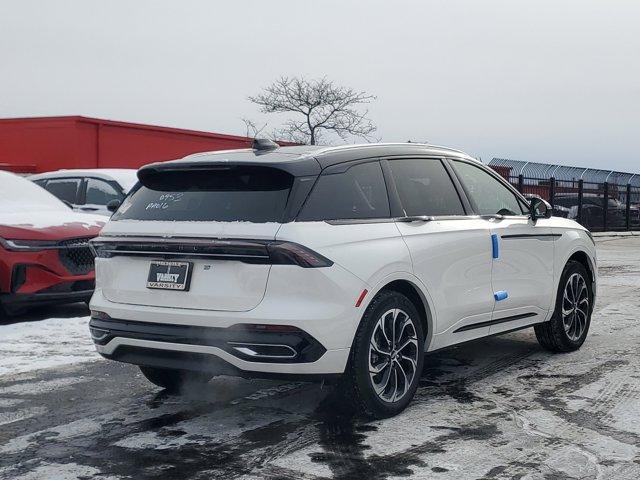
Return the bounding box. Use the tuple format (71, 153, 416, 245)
(0, 171, 105, 317)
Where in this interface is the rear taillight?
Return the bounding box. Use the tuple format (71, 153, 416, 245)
(90, 310, 111, 320)
(89, 237, 332, 268)
(267, 242, 333, 268)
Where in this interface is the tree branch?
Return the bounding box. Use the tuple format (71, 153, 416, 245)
(247, 76, 377, 145)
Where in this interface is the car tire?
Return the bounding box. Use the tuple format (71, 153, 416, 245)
(535, 260, 593, 353)
(340, 290, 425, 418)
(139, 366, 211, 393)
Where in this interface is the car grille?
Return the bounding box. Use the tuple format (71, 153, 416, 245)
(58, 237, 95, 275)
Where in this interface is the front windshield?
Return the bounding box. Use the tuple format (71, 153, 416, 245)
(0, 172, 70, 213)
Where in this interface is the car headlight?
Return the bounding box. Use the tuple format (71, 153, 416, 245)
(0, 237, 61, 251)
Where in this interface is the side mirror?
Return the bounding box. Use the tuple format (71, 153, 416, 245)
(106, 199, 122, 213)
(529, 197, 552, 221)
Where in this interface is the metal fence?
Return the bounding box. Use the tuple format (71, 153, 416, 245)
(489, 159, 640, 232)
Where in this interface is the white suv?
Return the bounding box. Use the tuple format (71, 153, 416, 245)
(31, 169, 138, 216)
(89, 142, 597, 417)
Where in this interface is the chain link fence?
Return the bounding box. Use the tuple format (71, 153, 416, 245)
(489, 159, 640, 232)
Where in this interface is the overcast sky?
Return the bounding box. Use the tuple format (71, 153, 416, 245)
(1, 0, 639, 171)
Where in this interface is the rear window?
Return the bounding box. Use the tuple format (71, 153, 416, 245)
(297, 162, 390, 221)
(112, 166, 293, 222)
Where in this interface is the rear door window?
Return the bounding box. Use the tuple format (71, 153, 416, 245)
(298, 162, 390, 221)
(85, 179, 123, 206)
(388, 159, 465, 216)
(112, 166, 293, 223)
(43, 178, 81, 204)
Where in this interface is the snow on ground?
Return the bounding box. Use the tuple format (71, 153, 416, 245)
(1, 237, 640, 480)
(0, 316, 97, 376)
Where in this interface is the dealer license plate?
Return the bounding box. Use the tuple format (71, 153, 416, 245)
(146, 261, 192, 291)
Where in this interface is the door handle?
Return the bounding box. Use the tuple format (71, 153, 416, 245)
(480, 214, 504, 221)
(80, 207, 99, 211)
(396, 215, 434, 223)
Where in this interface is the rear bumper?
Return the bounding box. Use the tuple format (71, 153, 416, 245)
(94, 335, 349, 378)
(89, 253, 368, 377)
(95, 337, 348, 379)
(90, 316, 327, 363)
(89, 289, 354, 377)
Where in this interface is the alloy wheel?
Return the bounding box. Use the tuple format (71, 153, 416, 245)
(368, 308, 419, 403)
(562, 272, 589, 341)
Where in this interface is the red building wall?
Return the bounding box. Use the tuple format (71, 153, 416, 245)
(0, 116, 259, 173)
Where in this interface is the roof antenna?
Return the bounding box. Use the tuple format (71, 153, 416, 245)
(252, 138, 279, 152)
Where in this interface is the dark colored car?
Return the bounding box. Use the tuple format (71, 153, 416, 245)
(554, 194, 639, 230)
(524, 194, 570, 218)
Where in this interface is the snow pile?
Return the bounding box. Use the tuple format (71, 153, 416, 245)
(0, 211, 105, 230)
(0, 316, 98, 376)
(0, 170, 70, 213)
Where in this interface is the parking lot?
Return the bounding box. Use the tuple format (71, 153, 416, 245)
(1, 236, 639, 480)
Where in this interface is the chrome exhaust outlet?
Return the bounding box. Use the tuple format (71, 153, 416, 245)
(89, 327, 109, 342)
(228, 342, 297, 359)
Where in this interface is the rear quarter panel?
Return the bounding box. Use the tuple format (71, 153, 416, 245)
(275, 221, 414, 344)
(276, 221, 412, 289)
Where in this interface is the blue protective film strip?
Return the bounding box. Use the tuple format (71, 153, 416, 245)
(494, 290, 509, 301)
(491, 234, 499, 259)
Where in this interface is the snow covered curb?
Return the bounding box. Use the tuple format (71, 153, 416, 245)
(0, 316, 98, 376)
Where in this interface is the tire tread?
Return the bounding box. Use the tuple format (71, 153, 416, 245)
(340, 290, 424, 418)
(342, 290, 395, 417)
(535, 260, 592, 353)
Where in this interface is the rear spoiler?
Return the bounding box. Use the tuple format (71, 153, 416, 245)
(138, 156, 321, 187)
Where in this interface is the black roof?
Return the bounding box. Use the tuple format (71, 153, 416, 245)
(138, 143, 477, 179)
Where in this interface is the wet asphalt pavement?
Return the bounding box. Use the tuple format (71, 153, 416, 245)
(1, 237, 640, 479)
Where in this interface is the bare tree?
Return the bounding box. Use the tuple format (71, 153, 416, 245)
(240, 117, 268, 139)
(248, 77, 376, 145)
